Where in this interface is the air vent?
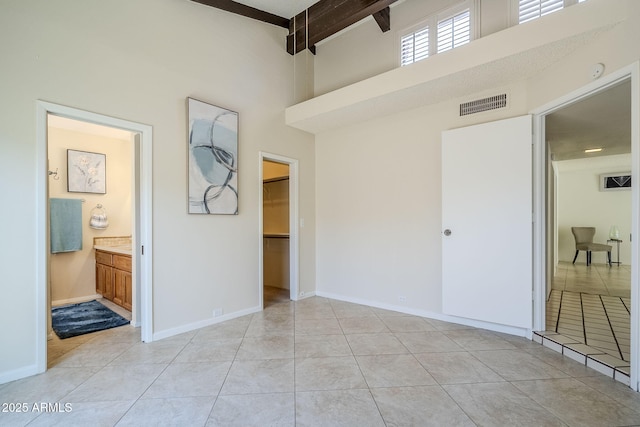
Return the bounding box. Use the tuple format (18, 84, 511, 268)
(459, 93, 507, 116)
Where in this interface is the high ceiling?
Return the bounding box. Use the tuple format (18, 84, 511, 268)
(231, 0, 317, 18)
(192, 0, 397, 54)
(50, 2, 631, 162)
(546, 79, 631, 161)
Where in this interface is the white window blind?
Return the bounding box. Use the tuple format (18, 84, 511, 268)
(437, 10, 471, 53)
(399, 1, 474, 67)
(401, 26, 429, 66)
(519, 0, 564, 23)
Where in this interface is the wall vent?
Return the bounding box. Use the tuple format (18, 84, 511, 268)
(460, 93, 507, 116)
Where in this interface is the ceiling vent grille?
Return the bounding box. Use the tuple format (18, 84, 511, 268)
(460, 93, 507, 116)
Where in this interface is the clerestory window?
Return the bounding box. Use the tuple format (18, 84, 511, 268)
(400, 1, 476, 67)
(517, 0, 588, 24)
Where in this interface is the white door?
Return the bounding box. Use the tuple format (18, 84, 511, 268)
(442, 115, 532, 329)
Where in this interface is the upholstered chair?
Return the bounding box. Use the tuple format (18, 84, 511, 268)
(571, 227, 612, 266)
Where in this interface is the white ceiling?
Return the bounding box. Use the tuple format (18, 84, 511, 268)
(233, 0, 318, 18)
(48, 2, 630, 163)
(546, 79, 631, 161)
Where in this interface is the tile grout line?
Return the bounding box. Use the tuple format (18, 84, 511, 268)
(621, 296, 631, 315)
(598, 295, 625, 362)
(205, 314, 251, 422)
(337, 302, 389, 426)
(554, 290, 563, 334)
(579, 293, 587, 344)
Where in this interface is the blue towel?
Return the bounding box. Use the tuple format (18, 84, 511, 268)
(50, 198, 83, 253)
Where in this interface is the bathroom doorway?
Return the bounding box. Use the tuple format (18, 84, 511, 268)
(36, 101, 153, 374)
(259, 152, 299, 307)
(47, 115, 135, 337)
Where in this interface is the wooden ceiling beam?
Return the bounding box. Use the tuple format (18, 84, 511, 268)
(287, 0, 398, 55)
(190, 0, 289, 28)
(373, 7, 391, 33)
(190, 0, 397, 55)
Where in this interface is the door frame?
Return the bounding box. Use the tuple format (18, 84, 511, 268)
(531, 62, 640, 390)
(36, 101, 154, 373)
(258, 152, 299, 305)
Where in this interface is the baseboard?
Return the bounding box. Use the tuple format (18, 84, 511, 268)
(52, 294, 101, 307)
(296, 291, 316, 300)
(152, 305, 262, 341)
(0, 364, 43, 385)
(315, 290, 530, 338)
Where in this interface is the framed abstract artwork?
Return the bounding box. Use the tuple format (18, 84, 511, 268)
(187, 98, 239, 214)
(67, 149, 106, 194)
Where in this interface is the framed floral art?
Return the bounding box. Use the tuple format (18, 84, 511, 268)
(67, 149, 106, 194)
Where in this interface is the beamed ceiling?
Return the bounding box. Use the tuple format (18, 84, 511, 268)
(190, 0, 398, 54)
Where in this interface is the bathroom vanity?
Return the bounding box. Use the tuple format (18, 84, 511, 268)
(94, 237, 132, 311)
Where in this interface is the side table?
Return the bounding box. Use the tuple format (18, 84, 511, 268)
(607, 239, 622, 266)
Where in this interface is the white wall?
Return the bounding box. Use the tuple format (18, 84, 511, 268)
(555, 155, 632, 265)
(315, 84, 528, 313)
(0, 0, 315, 382)
(314, 0, 639, 317)
(48, 127, 132, 304)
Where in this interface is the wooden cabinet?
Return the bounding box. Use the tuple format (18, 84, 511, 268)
(95, 249, 132, 311)
(96, 262, 114, 301)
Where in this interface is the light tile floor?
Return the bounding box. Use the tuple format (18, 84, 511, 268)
(543, 262, 632, 380)
(3, 292, 640, 425)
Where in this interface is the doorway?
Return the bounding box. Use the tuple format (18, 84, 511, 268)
(259, 152, 299, 307)
(47, 115, 135, 326)
(545, 78, 631, 358)
(35, 101, 154, 374)
(262, 160, 291, 306)
(532, 64, 640, 390)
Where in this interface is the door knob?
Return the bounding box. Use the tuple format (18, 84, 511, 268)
(443, 229, 452, 236)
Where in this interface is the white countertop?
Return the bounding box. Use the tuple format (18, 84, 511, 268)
(94, 244, 132, 256)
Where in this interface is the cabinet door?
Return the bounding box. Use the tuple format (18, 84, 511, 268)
(96, 263, 105, 296)
(113, 269, 124, 308)
(115, 269, 133, 311)
(104, 265, 115, 301)
(96, 263, 114, 300)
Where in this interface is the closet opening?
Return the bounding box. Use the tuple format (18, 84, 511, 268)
(263, 160, 290, 306)
(259, 153, 299, 307)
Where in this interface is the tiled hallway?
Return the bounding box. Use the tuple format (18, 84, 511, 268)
(3, 294, 640, 425)
(543, 261, 632, 381)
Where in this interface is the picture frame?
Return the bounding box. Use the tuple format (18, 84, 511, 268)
(187, 97, 239, 214)
(67, 149, 106, 194)
(600, 172, 631, 192)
